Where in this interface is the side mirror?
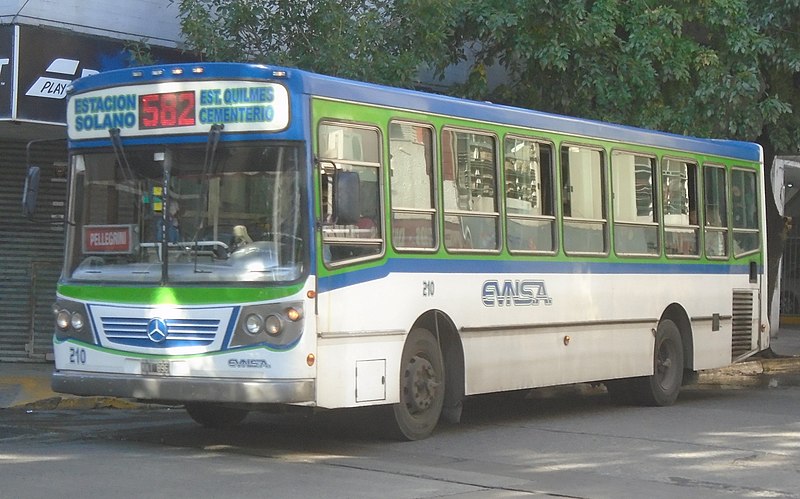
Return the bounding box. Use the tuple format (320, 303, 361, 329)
(333, 170, 360, 225)
(22, 165, 41, 218)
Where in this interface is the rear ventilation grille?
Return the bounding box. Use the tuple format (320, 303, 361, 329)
(731, 289, 755, 360)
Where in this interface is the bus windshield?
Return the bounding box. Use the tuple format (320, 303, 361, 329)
(66, 142, 306, 284)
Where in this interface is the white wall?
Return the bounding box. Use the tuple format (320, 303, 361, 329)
(0, 0, 183, 47)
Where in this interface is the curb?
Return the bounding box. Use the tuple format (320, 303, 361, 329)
(16, 396, 146, 411)
(696, 356, 800, 387)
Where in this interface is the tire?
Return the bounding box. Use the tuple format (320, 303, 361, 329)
(185, 403, 249, 429)
(390, 328, 445, 441)
(632, 319, 684, 406)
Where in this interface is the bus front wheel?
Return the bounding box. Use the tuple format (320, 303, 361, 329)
(390, 327, 445, 441)
(633, 319, 684, 406)
(185, 403, 249, 429)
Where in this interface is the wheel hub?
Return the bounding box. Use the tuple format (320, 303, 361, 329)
(404, 355, 440, 413)
(656, 343, 676, 387)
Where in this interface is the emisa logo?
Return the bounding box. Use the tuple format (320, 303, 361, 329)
(482, 279, 553, 307)
(26, 58, 98, 100)
(228, 359, 272, 369)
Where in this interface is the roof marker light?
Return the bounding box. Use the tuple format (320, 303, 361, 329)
(151, 69, 164, 76)
(171, 68, 184, 75)
(272, 70, 287, 78)
(192, 67, 204, 74)
(132, 70, 144, 78)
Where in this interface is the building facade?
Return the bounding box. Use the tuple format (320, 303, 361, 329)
(0, 0, 188, 361)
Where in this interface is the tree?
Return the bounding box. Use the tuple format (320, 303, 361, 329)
(176, 0, 455, 87)
(176, 0, 800, 153)
(443, 1, 796, 141)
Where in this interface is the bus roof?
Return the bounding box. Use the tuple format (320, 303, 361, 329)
(68, 62, 762, 163)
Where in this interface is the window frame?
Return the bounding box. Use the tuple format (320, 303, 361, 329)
(503, 134, 558, 256)
(387, 120, 439, 253)
(702, 163, 730, 260)
(661, 156, 700, 259)
(440, 126, 502, 254)
(560, 142, 609, 256)
(610, 149, 660, 258)
(730, 166, 761, 258)
(317, 120, 385, 268)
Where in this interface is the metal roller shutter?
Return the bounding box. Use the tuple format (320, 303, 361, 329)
(0, 139, 67, 361)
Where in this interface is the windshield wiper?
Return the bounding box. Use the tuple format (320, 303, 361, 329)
(109, 128, 138, 182)
(192, 124, 225, 273)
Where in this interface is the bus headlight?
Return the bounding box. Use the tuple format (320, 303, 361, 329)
(265, 315, 283, 336)
(52, 299, 93, 342)
(232, 302, 303, 348)
(70, 312, 85, 331)
(56, 310, 71, 330)
(245, 314, 264, 335)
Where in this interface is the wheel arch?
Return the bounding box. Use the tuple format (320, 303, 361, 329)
(660, 303, 694, 371)
(411, 310, 465, 423)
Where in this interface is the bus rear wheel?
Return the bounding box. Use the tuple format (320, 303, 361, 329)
(632, 319, 684, 406)
(390, 327, 445, 441)
(185, 403, 249, 429)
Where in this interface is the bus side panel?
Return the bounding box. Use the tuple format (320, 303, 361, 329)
(454, 271, 738, 395)
(315, 267, 749, 403)
(461, 323, 654, 394)
(315, 336, 405, 408)
(314, 272, 433, 409)
(690, 318, 733, 370)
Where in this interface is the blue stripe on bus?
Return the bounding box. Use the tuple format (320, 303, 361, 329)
(221, 306, 241, 349)
(317, 258, 758, 293)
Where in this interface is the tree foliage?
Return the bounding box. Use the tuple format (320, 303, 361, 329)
(446, 0, 800, 151)
(177, 0, 800, 153)
(176, 0, 455, 86)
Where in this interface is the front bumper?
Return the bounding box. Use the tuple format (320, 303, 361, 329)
(52, 370, 315, 405)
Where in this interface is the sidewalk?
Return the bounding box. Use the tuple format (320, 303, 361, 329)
(2, 325, 800, 410)
(698, 323, 800, 387)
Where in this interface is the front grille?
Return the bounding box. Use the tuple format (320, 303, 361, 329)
(731, 289, 755, 360)
(100, 317, 220, 348)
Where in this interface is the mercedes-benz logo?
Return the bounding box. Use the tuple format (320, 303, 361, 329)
(147, 318, 168, 343)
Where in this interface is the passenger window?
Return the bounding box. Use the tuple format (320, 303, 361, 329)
(704, 165, 728, 258)
(389, 122, 436, 250)
(612, 152, 658, 255)
(731, 168, 759, 256)
(441, 129, 499, 251)
(504, 137, 556, 253)
(662, 158, 699, 256)
(561, 145, 606, 254)
(319, 123, 383, 264)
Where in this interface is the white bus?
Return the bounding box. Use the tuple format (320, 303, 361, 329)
(37, 63, 767, 439)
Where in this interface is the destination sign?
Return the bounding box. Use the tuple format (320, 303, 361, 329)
(83, 225, 136, 254)
(67, 80, 289, 139)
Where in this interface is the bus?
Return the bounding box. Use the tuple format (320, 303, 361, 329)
(38, 62, 767, 440)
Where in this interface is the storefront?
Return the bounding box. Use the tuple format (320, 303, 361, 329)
(0, 24, 191, 361)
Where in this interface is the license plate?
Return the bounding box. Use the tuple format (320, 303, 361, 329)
(141, 360, 170, 376)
